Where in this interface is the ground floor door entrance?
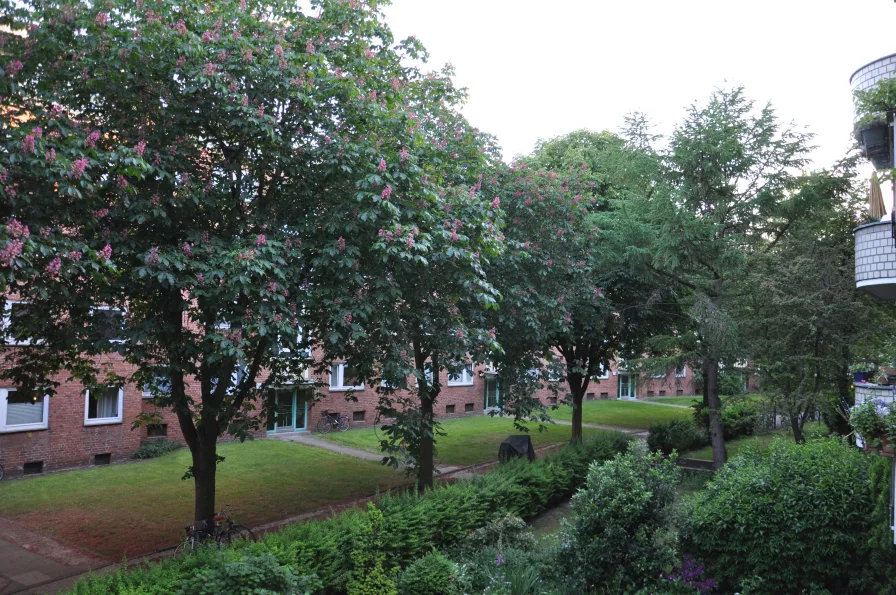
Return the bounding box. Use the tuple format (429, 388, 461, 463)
(618, 373, 636, 400)
(484, 377, 504, 410)
(267, 386, 310, 433)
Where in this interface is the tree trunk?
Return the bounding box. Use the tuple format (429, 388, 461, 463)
(567, 372, 586, 443)
(704, 357, 727, 470)
(176, 407, 219, 532)
(418, 390, 435, 491)
(790, 414, 805, 444)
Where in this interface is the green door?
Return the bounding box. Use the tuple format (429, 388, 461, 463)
(267, 387, 310, 433)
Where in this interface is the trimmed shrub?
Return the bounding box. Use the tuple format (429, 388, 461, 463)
(692, 398, 769, 440)
(67, 432, 630, 595)
(681, 439, 875, 594)
(178, 552, 320, 595)
(647, 419, 703, 455)
(556, 441, 680, 593)
(132, 440, 184, 459)
(398, 552, 463, 595)
(347, 505, 396, 595)
(461, 515, 535, 553)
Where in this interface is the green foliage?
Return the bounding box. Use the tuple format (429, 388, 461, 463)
(178, 552, 320, 595)
(692, 398, 766, 440)
(647, 419, 704, 455)
(853, 78, 896, 129)
(864, 456, 896, 594)
(461, 515, 535, 553)
(132, 440, 184, 459)
(457, 546, 557, 595)
(398, 551, 463, 595)
(849, 398, 890, 446)
(682, 439, 875, 594)
(67, 433, 629, 594)
(347, 504, 397, 595)
(556, 441, 680, 593)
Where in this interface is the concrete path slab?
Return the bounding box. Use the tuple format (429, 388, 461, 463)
(551, 419, 647, 434)
(0, 518, 108, 595)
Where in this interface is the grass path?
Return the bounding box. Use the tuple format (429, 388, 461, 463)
(318, 415, 612, 466)
(646, 396, 701, 407)
(0, 440, 409, 559)
(550, 400, 692, 429)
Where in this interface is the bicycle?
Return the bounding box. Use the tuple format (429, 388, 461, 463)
(174, 504, 256, 555)
(316, 409, 349, 433)
(0, 462, 4, 481)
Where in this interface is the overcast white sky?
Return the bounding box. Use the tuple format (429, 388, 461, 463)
(383, 0, 894, 174)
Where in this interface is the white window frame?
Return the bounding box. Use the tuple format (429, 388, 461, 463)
(675, 365, 687, 378)
(4, 300, 33, 346)
(0, 388, 49, 433)
(142, 374, 171, 399)
(330, 363, 364, 391)
(447, 364, 475, 386)
(595, 364, 610, 380)
(84, 386, 124, 426)
(90, 305, 127, 344)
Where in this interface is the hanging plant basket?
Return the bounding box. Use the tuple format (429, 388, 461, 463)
(863, 433, 896, 457)
(859, 121, 892, 170)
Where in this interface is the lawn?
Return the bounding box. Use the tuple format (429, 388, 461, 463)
(319, 415, 613, 466)
(685, 422, 827, 461)
(0, 440, 409, 559)
(550, 400, 692, 429)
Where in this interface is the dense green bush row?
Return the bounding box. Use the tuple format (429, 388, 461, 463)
(69, 432, 631, 595)
(132, 440, 185, 459)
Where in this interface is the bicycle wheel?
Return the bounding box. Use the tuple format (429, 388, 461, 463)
(337, 418, 349, 432)
(0, 463, 4, 481)
(316, 418, 332, 433)
(174, 536, 195, 556)
(222, 525, 257, 546)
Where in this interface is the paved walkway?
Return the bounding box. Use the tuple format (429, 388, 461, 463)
(271, 432, 462, 473)
(0, 518, 109, 595)
(635, 399, 692, 409)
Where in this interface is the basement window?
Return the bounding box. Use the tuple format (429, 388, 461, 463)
(94, 453, 112, 466)
(23, 461, 43, 475)
(600, 392, 608, 399)
(677, 390, 684, 396)
(549, 396, 558, 405)
(445, 404, 456, 414)
(352, 410, 366, 423)
(659, 391, 666, 396)
(464, 403, 474, 412)
(147, 424, 167, 437)
(586, 393, 595, 400)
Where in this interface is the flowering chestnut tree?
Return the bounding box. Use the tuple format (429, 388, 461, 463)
(0, 0, 467, 524)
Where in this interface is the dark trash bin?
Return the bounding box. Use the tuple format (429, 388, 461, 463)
(498, 435, 536, 463)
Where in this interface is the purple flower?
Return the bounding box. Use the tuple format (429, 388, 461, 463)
(21, 134, 35, 154)
(95, 12, 108, 26)
(45, 257, 62, 278)
(256, 234, 266, 246)
(337, 236, 346, 251)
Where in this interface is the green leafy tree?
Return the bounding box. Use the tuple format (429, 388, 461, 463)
(603, 87, 814, 468)
(0, 0, 473, 522)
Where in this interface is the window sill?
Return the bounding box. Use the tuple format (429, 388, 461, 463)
(84, 419, 123, 427)
(0, 424, 48, 434)
(328, 387, 364, 392)
(446, 382, 475, 387)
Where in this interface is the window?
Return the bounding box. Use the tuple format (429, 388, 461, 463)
(330, 363, 364, 390)
(447, 364, 474, 386)
(676, 389, 684, 396)
(659, 390, 666, 396)
(94, 453, 111, 465)
(445, 404, 456, 414)
(146, 424, 167, 437)
(23, 461, 43, 475)
(91, 307, 125, 343)
(594, 364, 610, 380)
(465, 402, 475, 412)
(352, 411, 366, 422)
(142, 374, 171, 399)
(84, 386, 123, 425)
(600, 392, 608, 399)
(675, 365, 687, 378)
(647, 391, 655, 397)
(586, 392, 595, 400)
(3, 301, 33, 345)
(0, 389, 49, 432)
(415, 363, 435, 386)
(549, 396, 558, 405)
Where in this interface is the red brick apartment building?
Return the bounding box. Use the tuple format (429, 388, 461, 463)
(0, 322, 699, 477)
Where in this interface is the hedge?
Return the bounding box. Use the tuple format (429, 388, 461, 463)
(68, 431, 631, 594)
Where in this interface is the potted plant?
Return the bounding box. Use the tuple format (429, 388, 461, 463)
(874, 370, 890, 386)
(850, 398, 896, 456)
(853, 79, 896, 170)
(855, 117, 891, 170)
(850, 362, 877, 383)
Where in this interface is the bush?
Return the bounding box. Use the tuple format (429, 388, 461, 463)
(458, 545, 557, 594)
(68, 432, 630, 594)
(681, 439, 875, 594)
(647, 419, 703, 455)
(556, 440, 680, 593)
(457, 516, 534, 554)
(692, 397, 769, 440)
(132, 440, 184, 459)
(178, 552, 320, 595)
(347, 505, 397, 595)
(398, 552, 463, 595)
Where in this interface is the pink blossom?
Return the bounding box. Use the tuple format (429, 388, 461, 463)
(45, 148, 56, 162)
(70, 158, 89, 178)
(343, 312, 353, 325)
(0, 168, 6, 183)
(50, 104, 63, 118)
(564, 312, 572, 324)
(176, 55, 186, 68)
(150, 193, 161, 206)
(305, 41, 315, 55)
(85, 129, 101, 148)
(365, 47, 374, 59)
(0, 239, 23, 266)
(381, 185, 392, 200)
(391, 76, 400, 91)
(5, 60, 23, 76)
(201, 30, 213, 43)
(456, 329, 464, 338)
(67, 250, 82, 261)
(400, 147, 409, 161)
(267, 281, 277, 293)
(256, 234, 266, 246)
(596, 287, 604, 297)
(337, 236, 346, 251)
(197, 272, 204, 283)
(450, 230, 459, 241)
(203, 62, 217, 76)
(275, 44, 284, 58)
(40, 227, 51, 239)
(146, 247, 159, 265)
(94, 208, 109, 219)
(547, 258, 553, 267)
(32, 127, 42, 138)
(490, 197, 500, 209)
(241, 94, 249, 107)
(95, 12, 108, 26)
(182, 243, 192, 256)
(99, 244, 112, 261)
(116, 175, 128, 188)
(135, 140, 146, 157)
(377, 158, 386, 172)
(257, 104, 265, 118)
(45, 257, 62, 278)
(180, 172, 189, 186)
(21, 134, 35, 153)
(406, 236, 414, 248)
